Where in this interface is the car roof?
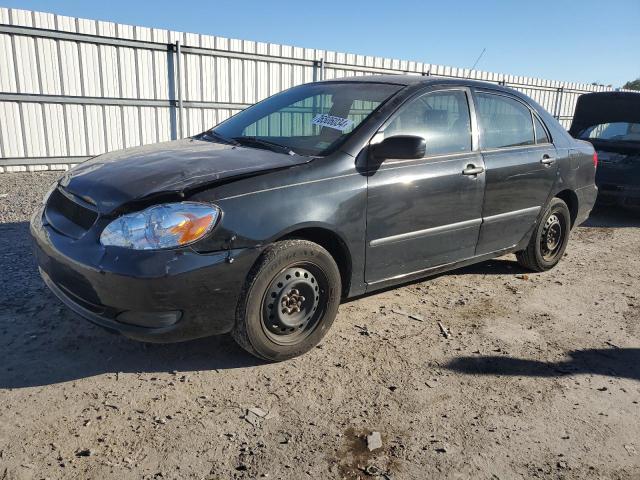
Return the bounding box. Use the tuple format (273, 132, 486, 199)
(322, 74, 516, 93)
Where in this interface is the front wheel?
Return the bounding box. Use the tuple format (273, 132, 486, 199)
(232, 240, 342, 361)
(516, 197, 571, 272)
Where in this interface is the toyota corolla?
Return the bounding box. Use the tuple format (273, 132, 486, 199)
(31, 76, 597, 361)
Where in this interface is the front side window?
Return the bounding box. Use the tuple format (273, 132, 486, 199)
(383, 90, 472, 156)
(212, 82, 402, 156)
(476, 92, 535, 149)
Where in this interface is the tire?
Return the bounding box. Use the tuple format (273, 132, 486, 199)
(516, 197, 571, 272)
(232, 240, 342, 361)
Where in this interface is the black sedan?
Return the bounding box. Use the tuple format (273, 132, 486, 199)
(569, 91, 640, 209)
(31, 76, 597, 361)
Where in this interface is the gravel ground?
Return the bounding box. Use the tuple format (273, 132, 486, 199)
(0, 171, 639, 480)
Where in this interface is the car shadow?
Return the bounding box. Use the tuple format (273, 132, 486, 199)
(582, 204, 640, 228)
(444, 348, 640, 381)
(453, 258, 529, 275)
(0, 221, 263, 390)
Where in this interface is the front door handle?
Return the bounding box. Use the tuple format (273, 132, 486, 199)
(541, 154, 555, 165)
(462, 165, 485, 176)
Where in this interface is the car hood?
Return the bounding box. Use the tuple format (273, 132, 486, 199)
(59, 138, 312, 214)
(569, 92, 640, 137)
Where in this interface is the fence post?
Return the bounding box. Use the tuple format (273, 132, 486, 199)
(314, 58, 325, 82)
(175, 40, 184, 138)
(553, 87, 564, 120)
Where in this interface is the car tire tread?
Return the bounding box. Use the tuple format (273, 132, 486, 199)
(516, 197, 571, 272)
(232, 239, 341, 361)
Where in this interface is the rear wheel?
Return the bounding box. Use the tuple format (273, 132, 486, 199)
(516, 197, 571, 272)
(232, 240, 341, 361)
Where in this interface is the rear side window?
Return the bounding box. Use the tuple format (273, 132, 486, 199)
(476, 92, 535, 149)
(533, 115, 551, 144)
(383, 90, 472, 156)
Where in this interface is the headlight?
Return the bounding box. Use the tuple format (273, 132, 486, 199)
(100, 202, 220, 250)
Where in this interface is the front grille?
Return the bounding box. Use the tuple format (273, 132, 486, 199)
(45, 188, 98, 238)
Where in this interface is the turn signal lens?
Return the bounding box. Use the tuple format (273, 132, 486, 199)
(100, 202, 220, 250)
(169, 212, 215, 244)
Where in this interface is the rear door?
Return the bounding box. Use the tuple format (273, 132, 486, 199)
(365, 87, 486, 284)
(473, 90, 558, 255)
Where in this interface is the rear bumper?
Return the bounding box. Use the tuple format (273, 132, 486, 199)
(596, 184, 640, 208)
(575, 184, 598, 226)
(596, 163, 640, 208)
(30, 206, 261, 343)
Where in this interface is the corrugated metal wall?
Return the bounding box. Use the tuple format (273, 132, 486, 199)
(0, 7, 618, 170)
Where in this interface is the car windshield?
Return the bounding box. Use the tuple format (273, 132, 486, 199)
(209, 82, 402, 156)
(578, 122, 640, 142)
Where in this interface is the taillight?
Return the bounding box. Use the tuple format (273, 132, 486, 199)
(593, 151, 598, 169)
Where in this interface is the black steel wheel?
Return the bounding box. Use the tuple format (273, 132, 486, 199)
(539, 212, 566, 263)
(261, 263, 327, 345)
(232, 240, 341, 361)
(516, 197, 571, 272)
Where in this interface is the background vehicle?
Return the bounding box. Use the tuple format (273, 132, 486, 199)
(569, 91, 640, 209)
(31, 76, 597, 361)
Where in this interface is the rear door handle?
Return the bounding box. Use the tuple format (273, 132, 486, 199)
(541, 154, 555, 165)
(462, 165, 485, 176)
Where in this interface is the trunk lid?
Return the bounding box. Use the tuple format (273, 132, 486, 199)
(569, 92, 640, 137)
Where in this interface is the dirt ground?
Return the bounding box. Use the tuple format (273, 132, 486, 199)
(0, 172, 639, 480)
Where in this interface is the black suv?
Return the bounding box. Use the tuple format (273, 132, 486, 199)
(569, 91, 640, 209)
(32, 76, 597, 361)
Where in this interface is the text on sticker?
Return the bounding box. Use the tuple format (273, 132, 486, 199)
(312, 114, 354, 132)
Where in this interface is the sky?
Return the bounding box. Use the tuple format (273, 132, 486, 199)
(3, 0, 639, 88)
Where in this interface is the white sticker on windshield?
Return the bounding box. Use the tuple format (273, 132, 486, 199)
(312, 114, 354, 132)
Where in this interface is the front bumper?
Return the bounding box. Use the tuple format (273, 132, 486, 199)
(30, 206, 262, 343)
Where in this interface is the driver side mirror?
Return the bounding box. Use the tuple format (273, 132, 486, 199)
(371, 135, 426, 160)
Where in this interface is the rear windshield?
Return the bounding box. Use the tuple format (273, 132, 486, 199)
(211, 82, 402, 156)
(578, 122, 640, 142)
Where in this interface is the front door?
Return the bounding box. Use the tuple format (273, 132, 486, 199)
(365, 87, 485, 284)
(472, 90, 559, 255)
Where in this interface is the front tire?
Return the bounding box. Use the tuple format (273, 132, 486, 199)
(516, 197, 571, 272)
(232, 240, 342, 361)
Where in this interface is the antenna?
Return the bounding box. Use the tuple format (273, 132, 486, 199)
(468, 47, 486, 77)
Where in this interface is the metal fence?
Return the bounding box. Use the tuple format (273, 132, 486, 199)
(0, 7, 618, 171)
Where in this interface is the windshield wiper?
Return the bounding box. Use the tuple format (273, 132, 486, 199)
(200, 130, 240, 146)
(232, 136, 297, 156)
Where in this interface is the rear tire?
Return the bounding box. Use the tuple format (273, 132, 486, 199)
(516, 197, 571, 272)
(232, 240, 341, 361)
